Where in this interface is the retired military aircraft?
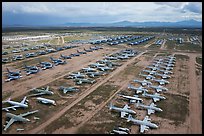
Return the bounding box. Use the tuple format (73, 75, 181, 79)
(5, 68, 22, 82)
(126, 115, 158, 133)
(2, 97, 28, 112)
(74, 78, 96, 85)
(50, 57, 66, 65)
(86, 71, 107, 78)
(67, 72, 86, 79)
(135, 101, 163, 115)
(89, 62, 106, 68)
(59, 86, 79, 94)
(152, 78, 170, 85)
(118, 94, 143, 103)
(142, 91, 166, 102)
(128, 84, 148, 94)
(97, 66, 113, 71)
(82, 67, 97, 72)
(157, 69, 173, 75)
(3, 110, 39, 131)
(60, 54, 72, 59)
(84, 48, 93, 52)
(142, 69, 157, 75)
(36, 97, 56, 106)
(105, 56, 118, 60)
(29, 86, 54, 96)
(77, 49, 87, 54)
(38, 59, 53, 70)
(133, 79, 152, 86)
(139, 73, 155, 80)
(109, 103, 136, 118)
(23, 63, 39, 75)
(155, 73, 171, 79)
(149, 85, 168, 92)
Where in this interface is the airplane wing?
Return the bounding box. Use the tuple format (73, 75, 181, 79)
(120, 111, 128, 118)
(140, 125, 149, 133)
(20, 96, 27, 104)
(29, 92, 45, 97)
(63, 89, 67, 94)
(19, 110, 39, 117)
(147, 109, 155, 115)
(2, 105, 19, 111)
(156, 88, 162, 92)
(4, 118, 16, 131)
(123, 104, 130, 110)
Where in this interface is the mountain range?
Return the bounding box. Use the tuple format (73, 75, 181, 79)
(3, 19, 202, 28)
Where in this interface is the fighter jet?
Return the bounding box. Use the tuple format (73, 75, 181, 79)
(133, 79, 152, 86)
(29, 86, 54, 96)
(84, 48, 93, 52)
(97, 66, 113, 71)
(5, 68, 22, 82)
(70, 53, 80, 57)
(162, 62, 174, 67)
(23, 64, 39, 75)
(2, 97, 28, 112)
(82, 67, 97, 72)
(149, 85, 168, 92)
(158, 65, 173, 70)
(74, 78, 96, 85)
(90, 46, 99, 50)
(86, 71, 107, 78)
(38, 59, 53, 70)
(50, 57, 66, 65)
(94, 46, 103, 49)
(60, 54, 72, 59)
(152, 78, 170, 85)
(155, 73, 171, 79)
(36, 97, 56, 106)
(135, 101, 163, 115)
(142, 91, 166, 102)
(12, 54, 24, 61)
(2, 58, 10, 63)
(59, 86, 79, 94)
(139, 73, 155, 80)
(126, 114, 158, 133)
(128, 84, 148, 94)
(109, 103, 136, 118)
(117, 55, 129, 60)
(142, 69, 157, 75)
(118, 94, 143, 103)
(77, 49, 87, 54)
(67, 72, 86, 79)
(3, 110, 39, 131)
(146, 66, 160, 71)
(25, 52, 37, 58)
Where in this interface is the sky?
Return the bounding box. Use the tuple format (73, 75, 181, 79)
(2, 2, 202, 26)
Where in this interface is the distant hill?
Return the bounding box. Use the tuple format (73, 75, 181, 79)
(3, 19, 202, 28)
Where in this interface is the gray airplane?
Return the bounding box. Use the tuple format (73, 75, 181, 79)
(105, 56, 118, 60)
(152, 78, 170, 85)
(109, 103, 136, 118)
(50, 57, 66, 66)
(60, 54, 72, 59)
(5, 68, 22, 82)
(86, 71, 107, 78)
(139, 73, 155, 80)
(89, 62, 106, 68)
(2, 97, 28, 112)
(118, 94, 143, 103)
(149, 85, 168, 92)
(158, 65, 173, 70)
(126, 114, 158, 133)
(133, 79, 152, 86)
(23, 63, 39, 75)
(59, 86, 79, 94)
(142, 69, 157, 75)
(111, 127, 130, 134)
(162, 62, 174, 67)
(97, 66, 113, 71)
(38, 59, 53, 70)
(157, 69, 173, 75)
(74, 78, 96, 85)
(82, 67, 97, 72)
(142, 91, 166, 102)
(128, 84, 148, 94)
(84, 48, 93, 52)
(155, 73, 171, 79)
(135, 101, 163, 115)
(146, 66, 160, 71)
(77, 49, 87, 54)
(3, 110, 39, 131)
(36, 97, 56, 106)
(67, 72, 86, 79)
(29, 86, 54, 96)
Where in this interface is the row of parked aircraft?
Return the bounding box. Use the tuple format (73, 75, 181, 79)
(4, 46, 104, 82)
(108, 55, 176, 133)
(66, 49, 138, 86)
(2, 45, 78, 63)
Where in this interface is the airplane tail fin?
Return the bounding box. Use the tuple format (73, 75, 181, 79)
(21, 96, 27, 104)
(46, 86, 50, 91)
(135, 100, 140, 108)
(127, 114, 132, 122)
(109, 102, 113, 110)
(6, 68, 10, 73)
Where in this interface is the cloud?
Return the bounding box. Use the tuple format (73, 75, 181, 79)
(182, 2, 202, 14)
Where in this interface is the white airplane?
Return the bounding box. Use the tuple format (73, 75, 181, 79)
(162, 63, 174, 67)
(118, 94, 143, 103)
(112, 129, 129, 134)
(142, 69, 157, 75)
(128, 84, 148, 94)
(133, 79, 152, 86)
(146, 66, 160, 71)
(159, 65, 173, 70)
(126, 114, 158, 133)
(82, 67, 97, 72)
(157, 69, 173, 75)
(142, 91, 166, 102)
(29, 86, 54, 96)
(135, 101, 163, 115)
(89, 62, 106, 68)
(36, 97, 56, 106)
(152, 78, 170, 85)
(149, 85, 168, 92)
(68, 72, 86, 79)
(109, 103, 136, 118)
(3, 110, 39, 131)
(2, 97, 28, 112)
(155, 73, 171, 79)
(97, 66, 113, 71)
(139, 73, 155, 80)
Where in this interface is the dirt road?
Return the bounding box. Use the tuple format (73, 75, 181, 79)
(160, 39, 166, 50)
(27, 51, 147, 134)
(187, 53, 202, 134)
